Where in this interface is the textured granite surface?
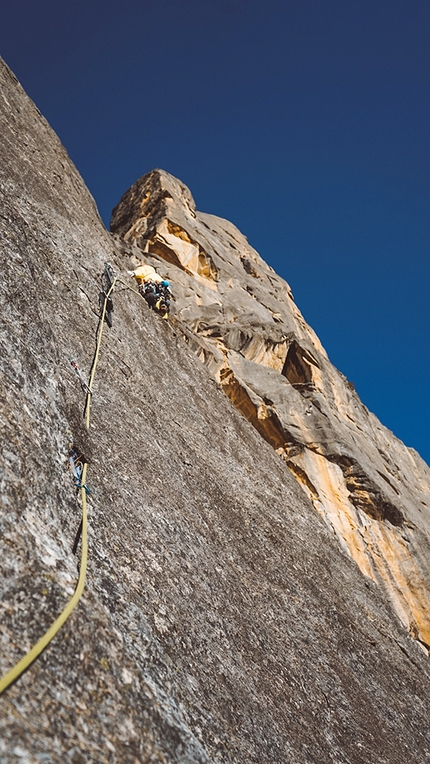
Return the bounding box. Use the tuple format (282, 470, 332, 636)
(1, 59, 429, 763)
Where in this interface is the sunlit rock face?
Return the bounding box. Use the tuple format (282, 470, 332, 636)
(2, 56, 430, 763)
(112, 168, 430, 652)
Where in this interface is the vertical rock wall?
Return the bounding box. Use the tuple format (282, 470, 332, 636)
(1, 59, 430, 763)
(111, 169, 430, 652)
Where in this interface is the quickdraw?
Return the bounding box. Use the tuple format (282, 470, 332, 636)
(70, 358, 91, 395)
(0, 262, 150, 695)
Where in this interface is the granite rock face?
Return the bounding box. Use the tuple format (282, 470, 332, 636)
(111, 169, 430, 654)
(1, 59, 430, 764)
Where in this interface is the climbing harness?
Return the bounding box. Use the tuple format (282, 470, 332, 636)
(139, 280, 173, 319)
(0, 262, 148, 696)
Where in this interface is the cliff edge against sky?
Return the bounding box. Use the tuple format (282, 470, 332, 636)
(111, 168, 430, 653)
(1, 58, 430, 764)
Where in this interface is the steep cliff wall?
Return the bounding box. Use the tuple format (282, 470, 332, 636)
(1, 59, 430, 764)
(111, 170, 430, 654)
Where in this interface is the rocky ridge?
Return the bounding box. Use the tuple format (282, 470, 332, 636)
(111, 169, 430, 653)
(1, 58, 430, 763)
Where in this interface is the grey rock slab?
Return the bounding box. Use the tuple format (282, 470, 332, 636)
(1, 60, 430, 764)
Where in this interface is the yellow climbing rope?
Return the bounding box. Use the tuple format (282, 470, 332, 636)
(0, 465, 89, 695)
(0, 267, 140, 696)
(85, 276, 117, 429)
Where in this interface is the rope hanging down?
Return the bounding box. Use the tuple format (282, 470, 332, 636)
(0, 264, 143, 695)
(85, 271, 117, 428)
(0, 466, 89, 695)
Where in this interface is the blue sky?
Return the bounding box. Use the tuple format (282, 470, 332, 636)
(2, 0, 429, 463)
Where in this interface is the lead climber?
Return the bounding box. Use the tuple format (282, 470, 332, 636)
(132, 264, 174, 318)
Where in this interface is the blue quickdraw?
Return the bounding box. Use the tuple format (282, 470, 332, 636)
(76, 482, 91, 496)
(69, 450, 91, 495)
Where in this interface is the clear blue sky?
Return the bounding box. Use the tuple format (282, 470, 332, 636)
(2, 0, 429, 464)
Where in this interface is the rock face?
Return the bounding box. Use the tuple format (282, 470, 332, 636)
(111, 169, 430, 653)
(1, 58, 430, 764)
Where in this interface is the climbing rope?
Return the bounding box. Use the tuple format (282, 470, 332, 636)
(0, 264, 145, 696)
(85, 274, 117, 428)
(0, 465, 89, 695)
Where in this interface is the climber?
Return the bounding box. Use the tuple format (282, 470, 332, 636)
(154, 280, 174, 318)
(132, 265, 174, 318)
